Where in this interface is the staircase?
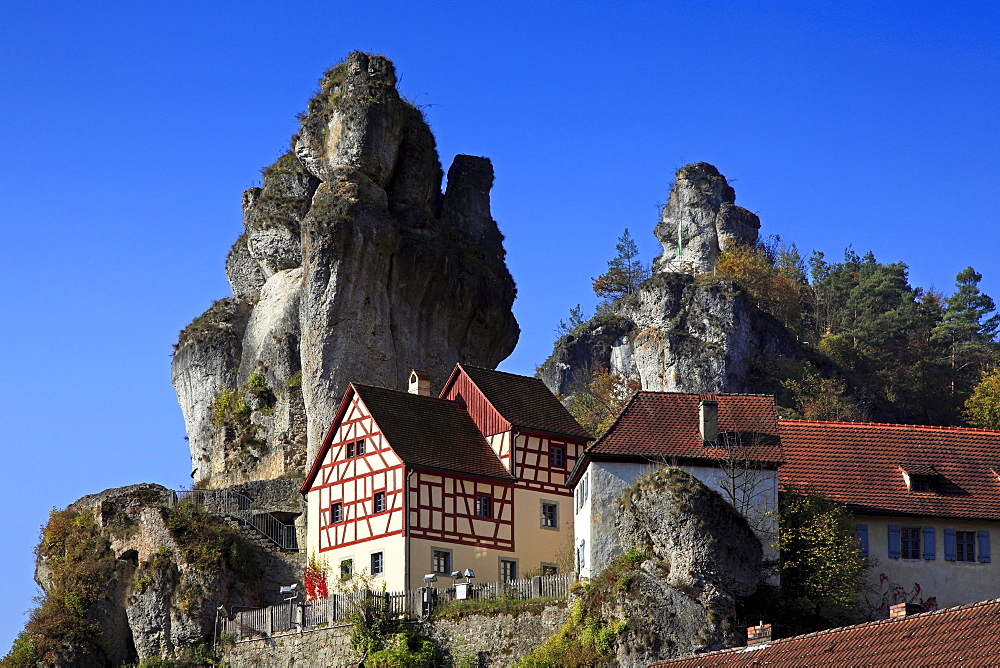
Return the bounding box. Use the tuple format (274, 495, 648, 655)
(168, 489, 303, 552)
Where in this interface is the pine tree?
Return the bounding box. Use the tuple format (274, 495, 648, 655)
(592, 229, 650, 302)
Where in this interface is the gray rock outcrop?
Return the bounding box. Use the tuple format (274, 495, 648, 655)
(595, 468, 763, 666)
(32, 483, 305, 665)
(173, 52, 519, 486)
(653, 162, 760, 275)
(538, 162, 803, 398)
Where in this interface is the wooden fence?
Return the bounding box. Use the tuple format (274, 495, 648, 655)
(219, 572, 577, 642)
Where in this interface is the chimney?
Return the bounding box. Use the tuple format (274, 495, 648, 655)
(700, 398, 718, 444)
(889, 602, 924, 619)
(747, 622, 771, 645)
(408, 370, 431, 397)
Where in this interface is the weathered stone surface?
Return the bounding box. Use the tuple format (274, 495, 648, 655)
(538, 164, 809, 399)
(653, 162, 760, 275)
(34, 484, 304, 664)
(173, 52, 519, 482)
(590, 469, 762, 666)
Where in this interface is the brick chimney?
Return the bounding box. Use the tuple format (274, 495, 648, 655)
(408, 370, 431, 396)
(700, 398, 718, 444)
(889, 602, 924, 618)
(747, 622, 771, 645)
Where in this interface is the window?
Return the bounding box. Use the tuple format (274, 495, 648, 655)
(901, 528, 920, 559)
(330, 502, 342, 524)
(541, 563, 558, 575)
(957, 531, 976, 562)
(476, 495, 492, 518)
(374, 491, 386, 514)
(371, 551, 384, 575)
(356, 439, 366, 456)
(500, 558, 518, 581)
(910, 477, 934, 492)
(577, 539, 586, 571)
(346, 442, 355, 458)
(432, 549, 452, 574)
(340, 559, 353, 581)
(551, 446, 565, 467)
(856, 524, 869, 557)
(541, 501, 558, 529)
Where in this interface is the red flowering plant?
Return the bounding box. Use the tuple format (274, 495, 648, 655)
(304, 553, 329, 601)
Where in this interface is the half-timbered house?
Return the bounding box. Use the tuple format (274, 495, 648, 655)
(301, 364, 592, 590)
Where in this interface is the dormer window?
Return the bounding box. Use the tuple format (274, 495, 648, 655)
(900, 464, 939, 493)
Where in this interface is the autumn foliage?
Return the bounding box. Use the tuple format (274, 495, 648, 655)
(304, 553, 329, 600)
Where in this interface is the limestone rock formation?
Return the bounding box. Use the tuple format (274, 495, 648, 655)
(603, 468, 762, 666)
(32, 482, 304, 665)
(538, 162, 805, 398)
(173, 52, 519, 486)
(653, 162, 760, 275)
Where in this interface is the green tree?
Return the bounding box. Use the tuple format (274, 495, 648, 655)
(932, 267, 1000, 404)
(964, 366, 1000, 429)
(592, 229, 650, 302)
(779, 487, 871, 633)
(555, 304, 587, 337)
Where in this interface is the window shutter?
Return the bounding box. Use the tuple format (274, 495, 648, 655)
(944, 528, 956, 560)
(888, 525, 900, 559)
(922, 527, 936, 559)
(856, 524, 869, 557)
(979, 531, 991, 563)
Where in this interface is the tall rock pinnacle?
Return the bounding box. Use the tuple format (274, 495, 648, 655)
(653, 162, 760, 274)
(172, 53, 519, 486)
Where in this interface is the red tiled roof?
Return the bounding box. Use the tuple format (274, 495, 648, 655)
(351, 384, 514, 481)
(457, 364, 592, 440)
(778, 420, 1000, 520)
(585, 392, 782, 463)
(653, 597, 1000, 667)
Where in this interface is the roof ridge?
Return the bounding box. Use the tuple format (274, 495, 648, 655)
(779, 418, 1000, 434)
(352, 383, 459, 404)
(636, 390, 776, 399)
(751, 596, 1000, 647)
(459, 363, 543, 382)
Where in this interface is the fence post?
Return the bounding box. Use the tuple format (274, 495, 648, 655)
(532, 576, 542, 599)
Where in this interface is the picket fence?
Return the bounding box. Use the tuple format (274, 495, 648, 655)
(218, 572, 577, 642)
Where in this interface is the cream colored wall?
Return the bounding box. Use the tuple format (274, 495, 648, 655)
(512, 487, 572, 575)
(861, 515, 999, 611)
(315, 533, 408, 592)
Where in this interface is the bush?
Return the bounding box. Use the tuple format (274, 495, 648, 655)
(161, 502, 259, 582)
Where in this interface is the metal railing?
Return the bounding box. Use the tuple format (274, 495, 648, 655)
(219, 572, 578, 642)
(168, 489, 303, 551)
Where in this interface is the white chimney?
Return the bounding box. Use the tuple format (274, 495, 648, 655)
(700, 398, 718, 443)
(408, 370, 431, 396)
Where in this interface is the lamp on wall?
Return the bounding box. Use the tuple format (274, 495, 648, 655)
(423, 573, 438, 583)
(463, 568, 475, 579)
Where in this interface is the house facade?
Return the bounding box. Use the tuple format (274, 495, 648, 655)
(568, 392, 783, 580)
(778, 420, 1000, 611)
(300, 364, 591, 590)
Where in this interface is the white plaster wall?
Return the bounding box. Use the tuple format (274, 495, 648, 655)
(860, 515, 999, 612)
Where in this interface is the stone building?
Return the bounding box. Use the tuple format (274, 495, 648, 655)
(301, 364, 591, 589)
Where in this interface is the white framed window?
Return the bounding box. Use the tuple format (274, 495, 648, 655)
(476, 495, 492, 518)
(499, 558, 518, 582)
(541, 501, 558, 529)
(374, 491, 386, 513)
(371, 551, 384, 575)
(330, 502, 342, 524)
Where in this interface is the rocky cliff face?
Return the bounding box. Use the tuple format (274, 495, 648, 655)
(538, 162, 801, 398)
(173, 52, 519, 486)
(600, 468, 762, 667)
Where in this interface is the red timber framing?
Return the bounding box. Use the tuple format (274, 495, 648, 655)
(441, 370, 513, 470)
(408, 469, 515, 550)
(308, 393, 406, 553)
(514, 430, 587, 496)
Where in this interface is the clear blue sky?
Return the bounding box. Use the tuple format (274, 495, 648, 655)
(1, 0, 997, 650)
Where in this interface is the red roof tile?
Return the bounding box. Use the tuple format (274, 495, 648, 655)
(352, 384, 514, 480)
(585, 392, 782, 463)
(456, 364, 592, 439)
(778, 420, 1000, 520)
(653, 597, 1000, 667)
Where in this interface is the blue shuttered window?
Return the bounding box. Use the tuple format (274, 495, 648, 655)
(856, 524, 869, 557)
(923, 527, 936, 560)
(979, 530, 992, 563)
(888, 525, 901, 559)
(944, 528, 956, 561)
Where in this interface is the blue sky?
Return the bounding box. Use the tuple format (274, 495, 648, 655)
(1, 0, 997, 650)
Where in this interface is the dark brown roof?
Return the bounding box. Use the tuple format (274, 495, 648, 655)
(352, 384, 513, 480)
(585, 392, 782, 462)
(779, 420, 1000, 520)
(653, 597, 1000, 667)
(457, 364, 592, 439)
